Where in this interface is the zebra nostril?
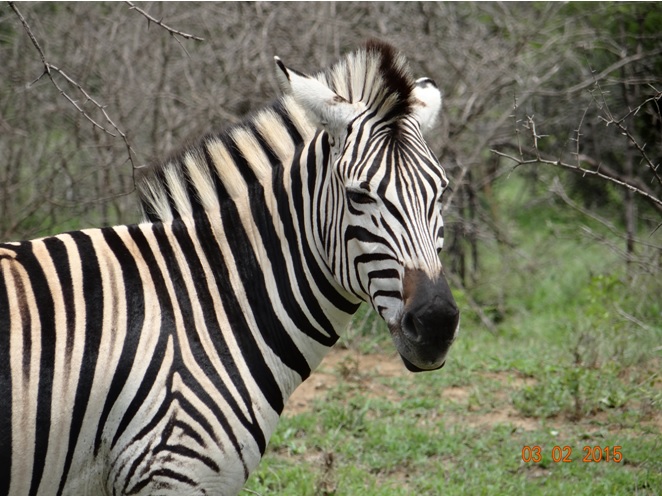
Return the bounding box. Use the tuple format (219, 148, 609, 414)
(401, 311, 424, 342)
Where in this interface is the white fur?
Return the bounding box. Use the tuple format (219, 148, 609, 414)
(412, 78, 442, 136)
(275, 57, 364, 136)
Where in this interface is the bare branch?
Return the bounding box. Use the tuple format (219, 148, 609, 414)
(492, 148, 662, 211)
(125, 1, 205, 42)
(536, 48, 662, 97)
(9, 1, 137, 179)
(602, 91, 662, 188)
(494, 83, 662, 216)
(549, 178, 662, 272)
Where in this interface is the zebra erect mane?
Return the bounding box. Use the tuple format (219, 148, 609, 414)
(315, 39, 415, 121)
(136, 96, 314, 223)
(137, 40, 417, 223)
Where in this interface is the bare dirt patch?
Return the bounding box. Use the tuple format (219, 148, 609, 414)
(284, 348, 661, 435)
(285, 348, 404, 415)
(284, 347, 540, 431)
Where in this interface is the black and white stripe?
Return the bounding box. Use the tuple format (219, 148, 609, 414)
(0, 40, 459, 495)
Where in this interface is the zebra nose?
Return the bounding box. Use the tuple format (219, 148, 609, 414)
(400, 267, 459, 359)
(402, 292, 459, 345)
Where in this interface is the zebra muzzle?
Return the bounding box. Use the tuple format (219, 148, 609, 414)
(391, 267, 460, 372)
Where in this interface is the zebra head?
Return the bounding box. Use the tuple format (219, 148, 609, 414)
(276, 42, 459, 372)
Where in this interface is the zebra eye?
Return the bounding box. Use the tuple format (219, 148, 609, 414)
(346, 189, 376, 206)
(438, 184, 452, 205)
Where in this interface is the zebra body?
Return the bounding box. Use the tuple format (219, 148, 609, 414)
(0, 41, 459, 495)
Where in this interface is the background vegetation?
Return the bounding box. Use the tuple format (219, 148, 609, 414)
(1, 2, 660, 494)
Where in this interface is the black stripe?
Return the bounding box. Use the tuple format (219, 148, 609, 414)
(155, 413, 221, 472)
(369, 268, 400, 280)
(344, 227, 392, 298)
(364, 135, 390, 184)
(354, 130, 388, 179)
(0, 254, 12, 494)
(198, 100, 305, 212)
(193, 212, 290, 415)
(56, 231, 104, 496)
(346, 109, 379, 167)
(273, 100, 304, 145)
(93, 228, 146, 456)
(220, 195, 311, 380)
(118, 221, 254, 483)
(202, 143, 230, 207)
(116, 224, 198, 494)
(354, 253, 399, 266)
(295, 135, 360, 314)
(128, 468, 197, 495)
(12, 241, 56, 496)
(345, 225, 390, 245)
(110, 225, 175, 449)
(13, 266, 31, 385)
(42, 238, 76, 370)
(40, 237, 76, 492)
(246, 127, 340, 343)
(167, 219, 269, 452)
(214, 143, 323, 374)
(251, 122, 281, 168)
(373, 290, 401, 300)
(124, 391, 224, 492)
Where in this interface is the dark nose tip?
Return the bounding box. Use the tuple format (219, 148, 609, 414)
(401, 269, 459, 344)
(402, 294, 459, 343)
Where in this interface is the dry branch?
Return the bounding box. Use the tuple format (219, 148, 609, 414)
(9, 1, 138, 180)
(125, 1, 205, 42)
(492, 147, 662, 212)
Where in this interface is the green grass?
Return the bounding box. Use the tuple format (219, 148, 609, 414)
(244, 174, 661, 495)
(247, 372, 661, 495)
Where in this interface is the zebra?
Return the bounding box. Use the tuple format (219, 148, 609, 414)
(0, 40, 460, 495)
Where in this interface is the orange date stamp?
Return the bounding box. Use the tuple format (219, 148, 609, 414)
(521, 445, 623, 463)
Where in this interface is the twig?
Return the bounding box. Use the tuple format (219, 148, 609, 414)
(513, 93, 523, 161)
(9, 1, 137, 177)
(446, 273, 498, 334)
(615, 305, 658, 334)
(572, 102, 591, 168)
(125, 1, 205, 42)
(590, 78, 662, 189)
(536, 48, 662, 97)
(609, 93, 662, 188)
(491, 149, 662, 211)
(524, 115, 546, 159)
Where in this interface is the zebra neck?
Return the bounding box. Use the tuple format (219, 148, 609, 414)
(137, 93, 362, 402)
(191, 180, 358, 402)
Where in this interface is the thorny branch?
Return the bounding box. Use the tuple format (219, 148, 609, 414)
(597, 87, 662, 189)
(9, 1, 138, 187)
(492, 148, 662, 211)
(491, 85, 662, 213)
(125, 1, 205, 42)
(536, 48, 662, 97)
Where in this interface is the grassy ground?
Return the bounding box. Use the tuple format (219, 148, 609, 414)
(244, 176, 662, 495)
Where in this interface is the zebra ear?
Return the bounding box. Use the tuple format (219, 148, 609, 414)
(274, 56, 361, 136)
(412, 77, 442, 136)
